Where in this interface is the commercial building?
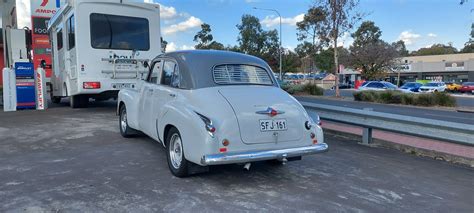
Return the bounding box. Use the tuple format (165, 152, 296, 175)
(339, 53, 474, 86)
(389, 53, 474, 84)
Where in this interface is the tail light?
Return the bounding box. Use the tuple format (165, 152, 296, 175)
(195, 112, 216, 137)
(83, 82, 101, 89)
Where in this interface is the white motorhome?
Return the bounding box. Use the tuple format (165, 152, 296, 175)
(48, 0, 161, 108)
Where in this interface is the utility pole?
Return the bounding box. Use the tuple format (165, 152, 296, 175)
(253, 7, 282, 80)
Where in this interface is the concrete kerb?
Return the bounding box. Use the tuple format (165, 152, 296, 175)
(324, 128, 474, 168)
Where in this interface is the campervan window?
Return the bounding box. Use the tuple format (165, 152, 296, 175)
(57, 29, 63, 50)
(67, 15, 75, 50)
(90, 13, 150, 51)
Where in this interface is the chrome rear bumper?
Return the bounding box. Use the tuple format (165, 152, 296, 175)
(201, 143, 328, 166)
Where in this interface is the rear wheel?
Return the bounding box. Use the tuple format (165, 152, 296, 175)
(166, 127, 189, 177)
(70, 95, 88, 108)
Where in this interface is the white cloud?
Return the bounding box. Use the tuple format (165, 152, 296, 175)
(17, 0, 31, 28)
(180, 45, 195, 50)
(427, 33, 437, 38)
(337, 32, 353, 48)
(159, 5, 178, 19)
(261, 14, 304, 28)
(163, 16, 203, 35)
(167, 42, 177, 52)
(166, 42, 195, 52)
(397, 30, 421, 45)
(245, 0, 261, 3)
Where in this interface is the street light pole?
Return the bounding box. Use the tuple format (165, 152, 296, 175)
(253, 7, 282, 80)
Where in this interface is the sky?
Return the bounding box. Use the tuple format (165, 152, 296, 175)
(145, 0, 473, 52)
(1, 0, 472, 52)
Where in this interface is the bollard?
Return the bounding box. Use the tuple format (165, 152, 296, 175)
(362, 127, 372, 145)
(35, 68, 48, 110)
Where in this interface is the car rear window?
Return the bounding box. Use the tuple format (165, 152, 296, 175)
(213, 64, 273, 85)
(462, 82, 474, 86)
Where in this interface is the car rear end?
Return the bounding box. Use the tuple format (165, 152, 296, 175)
(193, 64, 327, 165)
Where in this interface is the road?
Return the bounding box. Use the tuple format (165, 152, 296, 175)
(323, 89, 474, 108)
(0, 103, 473, 212)
(296, 96, 474, 125)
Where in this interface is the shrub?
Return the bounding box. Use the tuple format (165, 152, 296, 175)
(303, 83, 324, 96)
(282, 83, 323, 96)
(400, 94, 415, 105)
(353, 90, 456, 107)
(433, 92, 457, 107)
(282, 84, 305, 95)
(358, 90, 378, 102)
(415, 94, 435, 106)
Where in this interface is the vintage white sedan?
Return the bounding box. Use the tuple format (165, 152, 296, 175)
(117, 50, 328, 177)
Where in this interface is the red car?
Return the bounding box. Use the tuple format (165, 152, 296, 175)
(459, 82, 474, 93)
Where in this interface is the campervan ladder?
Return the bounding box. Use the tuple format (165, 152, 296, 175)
(101, 58, 149, 79)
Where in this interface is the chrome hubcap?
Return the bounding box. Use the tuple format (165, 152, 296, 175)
(169, 133, 183, 169)
(120, 109, 127, 132)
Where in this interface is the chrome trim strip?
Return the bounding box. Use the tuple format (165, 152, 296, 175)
(255, 107, 285, 116)
(201, 143, 328, 165)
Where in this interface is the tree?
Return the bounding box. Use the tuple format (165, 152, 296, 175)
(193, 23, 225, 50)
(349, 21, 399, 80)
(313, 0, 364, 97)
(411, 44, 458, 56)
(392, 40, 409, 56)
(351, 21, 381, 47)
(296, 7, 328, 56)
(461, 23, 474, 53)
(350, 41, 400, 80)
(281, 50, 302, 76)
(315, 47, 350, 73)
(236, 14, 280, 70)
(161, 37, 168, 52)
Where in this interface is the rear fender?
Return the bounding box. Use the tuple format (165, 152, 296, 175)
(158, 103, 217, 165)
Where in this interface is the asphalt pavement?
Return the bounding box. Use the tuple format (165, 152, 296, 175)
(0, 102, 473, 212)
(296, 96, 474, 125)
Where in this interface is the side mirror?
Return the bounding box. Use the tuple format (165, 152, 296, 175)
(143, 61, 149, 68)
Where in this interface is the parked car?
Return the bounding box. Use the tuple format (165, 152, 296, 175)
(399, 82, 423, 93)
(445, 82, 462, 92)
(419, 82, 446, 93)
(117, 50, 328, 177)
(459, 82, 474, 93)
(358, 81, 398, 91)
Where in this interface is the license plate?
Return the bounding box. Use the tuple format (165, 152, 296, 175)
(260, 119, 287, 131)
(116, 64, 134, 70)
(112, 83, 134, 89)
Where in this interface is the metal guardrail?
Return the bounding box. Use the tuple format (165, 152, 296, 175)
(301, 102, 474, 146)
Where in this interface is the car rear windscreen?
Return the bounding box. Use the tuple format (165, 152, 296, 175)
(90, 13, 150, 51)
(213, 64, 273, 85)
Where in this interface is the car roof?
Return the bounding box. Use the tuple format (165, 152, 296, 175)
(151, 50, 276, 89)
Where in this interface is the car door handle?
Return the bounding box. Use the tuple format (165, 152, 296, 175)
(148, 89, 154, 92)
(169, 93, 176, 97)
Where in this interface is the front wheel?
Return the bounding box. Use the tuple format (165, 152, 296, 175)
(119, 105, 136, 138)
(166, 127, 189, 177)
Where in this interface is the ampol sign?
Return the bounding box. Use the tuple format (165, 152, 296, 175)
(30, 0, 63, 78)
